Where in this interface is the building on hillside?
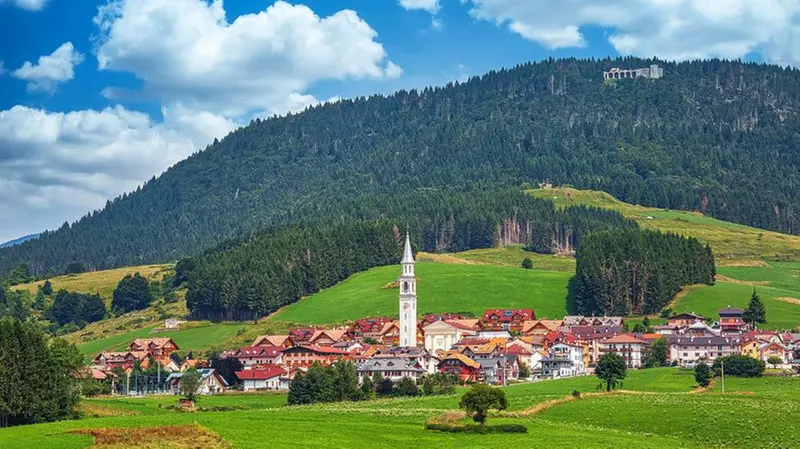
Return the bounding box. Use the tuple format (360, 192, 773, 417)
(423, 320, 477, 354)
(481, 309, 535, 332)
(603, 65, 663, 80)
(549, 342, 586, 373)
(231, 346, 283, 369)
(280, 345, 348, 368)
(569, 325, 624, 366)
(522, 319, 563, 336)
(235, 365, 288, 391)
(680, 321, 720, 336)
(165, 369, 227, 395)
(668, 335, 741, 367)
(399, 233, 418, 347)
(252, 335, 292, 348)
(438, 352, 481, 382)
(288, 328, 318, 346)
(478, 356, 519, 385)
(308, 329, 351, 346)
(92, 351, 149, 371)
(129, 338, 179, 360)
(373, 346, 440, 375)
(599, 334, 647, 368)
(718, 307, 746, 332)
(667, 313, 706, 328)
(760, 342, 791, 364)
(356, 357, 426, 383)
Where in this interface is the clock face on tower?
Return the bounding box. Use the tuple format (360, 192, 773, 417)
(402, 302, 410, 311)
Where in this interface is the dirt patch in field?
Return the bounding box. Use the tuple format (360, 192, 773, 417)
(774, 297, 800, 305)
(71, 424, 230, 448)
(716, 260, 770, 268)
(76, 402, 141, 418)
(416, 252, 484, 265)
(715, 275, 770, 286)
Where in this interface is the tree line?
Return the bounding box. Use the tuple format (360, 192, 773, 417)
(573, 229, 716, 315)
(185, 195, 634, 320)
(2, 57, 797, 277)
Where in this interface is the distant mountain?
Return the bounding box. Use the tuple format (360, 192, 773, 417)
(1, 57, 798, 276)
(0, 234, 39, 249)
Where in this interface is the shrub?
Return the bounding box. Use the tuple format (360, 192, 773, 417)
(459, 384, 508, 426)
(694, 362, 713, 387)
(712, 355, 765, 378)
(425, 422, 527, 434)
(521, 258, 533, 269)
(571, 389, 581, 398)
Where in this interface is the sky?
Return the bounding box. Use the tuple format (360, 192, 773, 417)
(1, 0, 799, 243)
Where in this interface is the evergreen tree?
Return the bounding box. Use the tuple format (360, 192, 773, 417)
(644, 338, 668, 368)
(694, 362, 713, 387)
(288, 372, 311, 405)
(743, 289, 767, 326)
(596, 352, 627, 391)
(111, 273, 153, 314)
(41, 280, 53, 296)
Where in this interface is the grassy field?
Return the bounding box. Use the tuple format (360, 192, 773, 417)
(2, 369, 798, 448)
(528, 187, 800, 261)
(270, 262, 572, 325)
(12, 264, 173, 305)
(417, 245, 575, 272)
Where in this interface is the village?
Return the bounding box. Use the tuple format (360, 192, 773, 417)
(89, 235, 800, 395)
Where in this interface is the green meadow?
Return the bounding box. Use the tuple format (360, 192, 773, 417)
(2, 369, 798, 449)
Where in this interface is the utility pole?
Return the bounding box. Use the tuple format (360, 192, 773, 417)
(157, 361, 161, 394)
(721, 359, 725, 393)
(126, 372, 130, 396)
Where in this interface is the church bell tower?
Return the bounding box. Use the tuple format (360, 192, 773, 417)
(399, 232, 417, 347)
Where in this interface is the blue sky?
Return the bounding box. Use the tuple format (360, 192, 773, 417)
(1, 0, 798, 243)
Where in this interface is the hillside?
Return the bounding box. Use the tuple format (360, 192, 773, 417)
(0, 234, 38, 249)
(529, 187, 800, 262)
(2, 58, 800, 276)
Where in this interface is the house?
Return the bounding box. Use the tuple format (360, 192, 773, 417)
(600, 334, 647, 368)
(423, 320, 477, 354)
(231, 346, 283, 368)
(235, 364, 287, 391)
(163, 318, 186, 330)
(252, 335, 292, 348)
(140, 356, 180, 373)
(373, 346, 440, 375)
(179, 359, 206, 372)
(504, 344, 533, 368)
(332, 340, 366, 353)
(718, 307, 746, 332)
(668, 335, 741, 367)
(522, 320, 563, 336)
(541, 357, 578, 379)
(478, 356, 519, 385)
(308, 329, 350, 346)
(740, 337, 761, 359)
(680, 321, 720, 336)
(378, 322, 402, 346)
(356, 357, 426, 383)
(280, 345, 348, 368)
(653, 325, 680, 336)
(288, 328, 318, 346)
(129, 338, 179, 359)
(481, 309, 535, 332)
(352, 317, 394, 339)
(165, 369, 227, 395)
(420, 313, 470, 327)
(548, 342, 585, 374)
(568, 325, 623, 366)
(92, 351, 148, 371)
(667, 312, 706, 328)
(760, 342, 790, 364)
(460, 342, 502, 360)
(438, 352, 481, 382)
(562, 316, 624, 329)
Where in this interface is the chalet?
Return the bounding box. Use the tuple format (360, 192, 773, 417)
(308, 329, 351, 346)
(569, 326, 623, 366)
(718, 307, 746, 332)
(356, 357, 425, 382)
(680, 321, 720, 336)
(165, 369, 227, 395)
(547, 342, 585, 374)
(288, 328, 318, 346)
(179, 359, 206, 372)
(600, 334, 647, 368)
(373, 346, 440, 375)
(478, 356, 519, 385)
(760, 342, 790, 364)
(280, 345, 348, 368)
(331, 340, 366, 353)
(541, 357, 577, 378)
(740, 337, 761, 359)
(668, 335, 741, 367)
(129, 338, 179, 359)
(459, 342, 502, 360)
(231, 346, 283, 368)
(438, 352, 481, 382)
(352, 317, 394, 339)
(92, 351, 148, 371)
(378, 322, 401, 346)
(562, 316, 624, 329)
(420, 313, 470, 327)
(522, 319, 563, 336)
(667, 312, 706, 328)
(422, 320, 477, 354)
(140, 356, 180, 373)
(252, 335, 292, 348)
(504, 345, 533, 369)
(235, 364, 287, 391)
(481, 309, 535, 332)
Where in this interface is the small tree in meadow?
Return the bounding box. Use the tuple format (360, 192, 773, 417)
(694, 362, 713, 387)
(459, 384, 508, 427)
(767, 356, 783, 369)
(596, 352, 627, 391)
(521, 258, 533, 270)
(179, 368, 202, 403)
(518, 363, 531, 379)
(743, 289, 767, 326)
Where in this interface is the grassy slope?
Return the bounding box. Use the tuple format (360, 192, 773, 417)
(417, 245, 575, 272)
(11, 264, 172, 306)
(528, 187, 800, 262)
(2, 369, 798, 449)
(270, 261, 572, 325)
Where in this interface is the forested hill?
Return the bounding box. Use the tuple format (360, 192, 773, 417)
(2, 57, 799, 275)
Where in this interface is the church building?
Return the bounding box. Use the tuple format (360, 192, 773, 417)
(399, 233, 418, 347)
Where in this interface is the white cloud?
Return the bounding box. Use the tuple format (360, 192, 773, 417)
(399, 0, 441, 14)
(463, 0, 800, 64)
(0, 0, 48, 10)
(12, 42, 84, 92)
(431, 18, 444, 31)
(0, 105, 236, 242)
(93, 0, 401, 117)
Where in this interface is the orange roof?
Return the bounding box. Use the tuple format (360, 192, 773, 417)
(253, 335, 289, 347)
(310, 329, 347, 343)
(603, 334, 646, 344)
(379, 322, 400, 335)
(522, 320, 562, 333)
(444, 352, 480, 369)
(447, 319, 480, 331)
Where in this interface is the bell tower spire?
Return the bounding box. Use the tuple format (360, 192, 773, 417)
(399, 232, 417, 347)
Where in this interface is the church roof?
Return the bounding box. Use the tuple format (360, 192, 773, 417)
(401, 233, 414, 264)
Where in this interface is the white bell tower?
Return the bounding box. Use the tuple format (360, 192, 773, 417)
(399, 232, 417, 347)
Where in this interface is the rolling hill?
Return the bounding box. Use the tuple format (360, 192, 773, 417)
(2, 58, 799, 276)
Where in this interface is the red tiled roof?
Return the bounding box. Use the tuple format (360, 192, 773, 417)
(481, 309, 535, 323)
(505, 345, 532, 355)
(233, 346, 282, 358)
(235, 365, 286, 380)
(283, 345, 349, 355)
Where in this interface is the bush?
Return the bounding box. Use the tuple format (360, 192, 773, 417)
(521, 258, 533, 269)
(571, 389, 581, 398)
(425, 422, 527, 434)
(712, 355, 765, 378)
(694, 362, 713, 387)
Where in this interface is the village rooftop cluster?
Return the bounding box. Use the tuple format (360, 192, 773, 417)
(90, 235, 800, 395)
